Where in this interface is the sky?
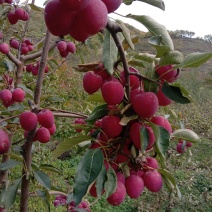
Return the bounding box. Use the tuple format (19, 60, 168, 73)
(35, 0, 212, 38)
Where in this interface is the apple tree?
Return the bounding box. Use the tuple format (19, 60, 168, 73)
(0, 0, 211, 211)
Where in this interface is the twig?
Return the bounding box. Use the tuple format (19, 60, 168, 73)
(106, 20, 131, 101)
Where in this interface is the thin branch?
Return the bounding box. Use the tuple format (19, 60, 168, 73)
(23, 37, 58, 62)
(0, 114, 20, 124)
(51, 109, 88, 118)
(53, 112, 88, 119)
(6, 52, 21, 66)
(34, 30, 52, 105)
(17, 190, 67, 197)
(106, 20, 131, 101)
(129, 72, 161, 85)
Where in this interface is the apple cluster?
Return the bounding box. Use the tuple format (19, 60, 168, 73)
(44, 0, 123, 41)
(0, 129, 11, 155)
(7, 7, 29, 25)
(72, 64, 182, 206)
(0, 32, 34, 55)
(19, 109, 56, 143)
(0, 0, 12, 4)
(176, 140, 192, 154)
(88, 157, 162, 206)
(25, 61, 49, 76)
(10, 38, 34, 55)
(0, 86, 25, 108)
(57, 40, 76, 58)
(53, 195, 90, 212)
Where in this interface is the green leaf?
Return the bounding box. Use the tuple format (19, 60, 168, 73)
(174, 52, 212, 68)
(150, 123, 170, 160)
(28, 4, 43, 11)
(39, 164, 61, 175)
(105, 167, 117, 198)
(86, 92, 105, 103)
(123, 0, 165, 10)
(171, 129, 200, 143)
(47, 96, 64, 102)
(123, 0, 133, 5)
(86, 104, 109, 123)
(128, 52, 156, 66)
(7, 103, 24, 112)
(0, 59, 8, 70)
(96, 165, 107, 198)
(140, 127, 149, 153)
(36, 190, 50, 212)
(102, 29, 118, 75)
(73, 149, 104, 206)
(138, 0, 165, 10)
(158, 169, 181, 199)
(4, 178, 21, 210)
(0, 160, 21, 171)
(126, 15, 174, 50)
(162, 83, 192, 104)
(159, 51, 184, 66)
(148, 36, 170, 57)
(4, 58, 14, 72)
(52, 135, 92, 159)
(6, 153, 23, 163)
(116, 20, 134, 50)
(34, 171, 51, 190)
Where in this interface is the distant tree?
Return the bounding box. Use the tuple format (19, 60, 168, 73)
(169, 30, 195, 38)
(204, 34, 212, 43)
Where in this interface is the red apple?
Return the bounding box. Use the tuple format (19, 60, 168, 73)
(37, 109, 54, 128)
(132, 92, 159, 119)
(0, 129, 10, 154)
(19, 111, 38, 131)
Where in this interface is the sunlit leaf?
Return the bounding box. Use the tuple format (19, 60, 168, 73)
(102, 29, 118, 75)
(171, 129, 200, 143)
(39, 164, 61, 174)
(28, 4, 43, 11)
(149, 36, 170, 57)
(174, 52, 212, 68)
(126, 15, 174, 50)
(123, 0, 165, 10)
(86, 93, 105, 103)
(116, 20, 134, 50)
(159, 51, 184, 66)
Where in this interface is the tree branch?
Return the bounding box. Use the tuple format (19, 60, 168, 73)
(6, 52, 21, 66)
(23, 37, 58, 62)
(106, 20, 131, 101)
(20, 30, 52, 212)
